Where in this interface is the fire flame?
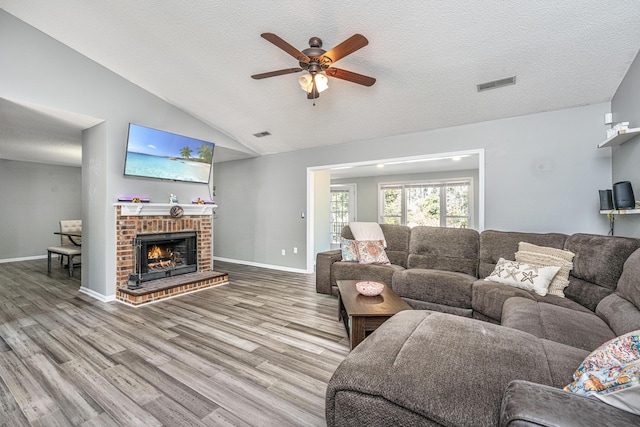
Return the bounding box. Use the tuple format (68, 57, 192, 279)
(148, 245, 163, 259)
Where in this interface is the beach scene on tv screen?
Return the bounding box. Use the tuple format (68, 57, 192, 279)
(124, 124, 214, 183)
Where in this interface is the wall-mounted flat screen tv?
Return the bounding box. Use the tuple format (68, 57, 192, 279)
(124, 123, 214, 184)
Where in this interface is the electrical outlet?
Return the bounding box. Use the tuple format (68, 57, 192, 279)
(281, 249, 286, 256)
(293, 247, 298, 254)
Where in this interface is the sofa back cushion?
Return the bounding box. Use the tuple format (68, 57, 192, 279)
(616, 248, 640, 310)
(478, 230, 567, 279)
(596, 248, 640, 335)
(407, 226, 479, 276)
(342, 224, 410, 268)
(596, 294, 640, 337)
(564, 234, 640, 311)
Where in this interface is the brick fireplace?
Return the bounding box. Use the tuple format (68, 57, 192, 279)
(115, 203, 228, 306)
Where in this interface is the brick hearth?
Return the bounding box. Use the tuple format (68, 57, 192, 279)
(116, 271, 228, 306)
(115, 204, 227, 306)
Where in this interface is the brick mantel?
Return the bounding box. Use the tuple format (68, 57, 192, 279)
(114, 204, 214, 292)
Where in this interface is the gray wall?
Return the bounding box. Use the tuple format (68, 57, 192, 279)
(611, 50, 640, 237)
(1, 9, 625, 279)
(215, 102, 613, 270)
(0, 11, 249, 298)
(0, 159, 82, 260)
(332, 169, 480, 226)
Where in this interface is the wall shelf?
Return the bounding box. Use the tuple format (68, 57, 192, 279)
(598, 127, 640, 148)
(600, 209, 640, 215)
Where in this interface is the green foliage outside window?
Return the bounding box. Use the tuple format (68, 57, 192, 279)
(381, 181, 471, 228)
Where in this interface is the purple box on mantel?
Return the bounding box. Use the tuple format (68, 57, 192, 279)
(192, 198, 215, 204)
(118, 197, 150, 203)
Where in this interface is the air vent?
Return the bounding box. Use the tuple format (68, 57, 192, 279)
(253, 131, 271, 138)
(477, 76, 516, 92)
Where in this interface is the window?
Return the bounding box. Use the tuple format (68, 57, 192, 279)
(379, 179, 472, 228)
(330, 184, 356, 246)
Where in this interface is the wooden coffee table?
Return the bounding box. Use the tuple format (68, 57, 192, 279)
(337, 280, 412, 350)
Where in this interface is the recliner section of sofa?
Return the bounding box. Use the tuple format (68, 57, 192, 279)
(392, 226, 479, 316)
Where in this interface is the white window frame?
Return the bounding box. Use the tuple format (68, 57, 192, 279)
(378, 177, 474, 228)
(330, 183, 357, 247)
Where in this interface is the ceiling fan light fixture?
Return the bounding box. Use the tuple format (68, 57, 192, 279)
(253, 33, 375, 100)
(315, 74, 328, 92)
(299, 73, 328, 96)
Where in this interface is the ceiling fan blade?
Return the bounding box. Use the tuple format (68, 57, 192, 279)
(251, 68, 303, 79)
(326, 68, 376, 86)
(322, 34, 368, 64)
(261, 33, 310, 63)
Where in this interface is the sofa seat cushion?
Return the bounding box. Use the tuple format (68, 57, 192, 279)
(331, 261, 405, 288)
(501, 298, 616, 352)
(326, 311, 555, 427)
(392, 268, 476, 309)
(472, 280, 593, 323)
(539, 339, 590, 388)
(472, 280, 537, 322)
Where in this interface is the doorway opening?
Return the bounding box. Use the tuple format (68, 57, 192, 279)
(307, 149, 485, 272)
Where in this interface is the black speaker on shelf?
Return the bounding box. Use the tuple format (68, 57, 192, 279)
(599, 189, 613, 210)
(613, 181, 636, 210)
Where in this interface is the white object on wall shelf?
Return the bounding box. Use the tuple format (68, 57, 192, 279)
(598, 127, 640, 148)
(600, 209, 640, 215)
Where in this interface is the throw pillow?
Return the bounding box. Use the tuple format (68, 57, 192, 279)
(340, 238, 358, 262)
(485, 258, 560, 296)
(515, 242, 575, 298)
(356, 240, 391, 265)
(565, 330, 640, 415)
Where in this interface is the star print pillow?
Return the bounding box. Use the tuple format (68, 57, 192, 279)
(485, 258, 561, 296)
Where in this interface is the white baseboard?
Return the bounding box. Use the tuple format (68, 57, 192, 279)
(0, 254, 48, 264)
(213, 256, 312, 274)
(79, 286, 116, 303)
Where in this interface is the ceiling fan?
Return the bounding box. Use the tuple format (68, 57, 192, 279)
(251, 33, 376, 99)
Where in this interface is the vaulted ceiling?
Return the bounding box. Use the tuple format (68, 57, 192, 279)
(2, 1, 640, 165)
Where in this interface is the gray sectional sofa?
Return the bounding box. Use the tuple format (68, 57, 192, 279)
(316, 225, 640, 426)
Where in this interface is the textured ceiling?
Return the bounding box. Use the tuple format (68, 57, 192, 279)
(2, 1, 640, 164)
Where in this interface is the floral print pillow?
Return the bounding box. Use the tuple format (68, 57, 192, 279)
(565, 330, 640, 415)
(356, 240, 390, 265)
(341, 238, 358, 262)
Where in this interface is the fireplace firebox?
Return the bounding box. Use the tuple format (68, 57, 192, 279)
(129, 231, 198, 287)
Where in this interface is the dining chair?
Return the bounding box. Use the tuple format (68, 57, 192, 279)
(47, 219, 82, 276)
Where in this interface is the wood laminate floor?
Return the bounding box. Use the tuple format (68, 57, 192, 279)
(0, 259, 348, 426)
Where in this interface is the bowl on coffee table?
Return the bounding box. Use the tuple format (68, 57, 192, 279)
(355, 281, 384, 296)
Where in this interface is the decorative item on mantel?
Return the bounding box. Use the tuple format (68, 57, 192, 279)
(117, 196, 150, 203)
(192, 198, 216, 204)
(169, 205, 184, 218)
(169, 194, 179, 204)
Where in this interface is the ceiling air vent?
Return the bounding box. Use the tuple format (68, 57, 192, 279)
(253, 131, 271, 138)
(477, 76, 516, 92)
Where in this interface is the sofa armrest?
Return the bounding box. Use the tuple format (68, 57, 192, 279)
(316, 250, 342, 295)
(501, 380, 640, 427)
